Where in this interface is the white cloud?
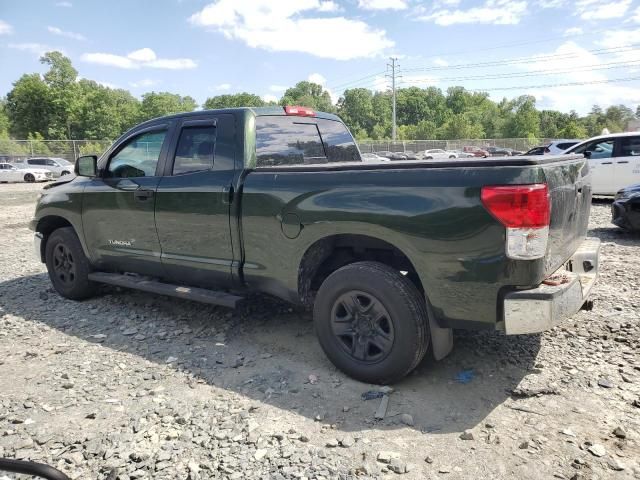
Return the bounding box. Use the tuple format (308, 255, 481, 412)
(47, 26, 85, 41)
(8, 43, 63, 56)
(81, 48, 197, 70)
(564, 26, 583, 36)
(189, 0, 394, 60)
(130, 79, 159, 88)
(96, 80, 118, 89)
(597, 28, 640, 63)
(262, 93, 279, 102)
(418, 0, 527, 26)
(530, 84, 640, 115)
(317, 1, 341, 11)
(215, 83, 232, 90)
(0, 19, 13, 35)
(308, 72, 326, 85)
(433, 57, 449, 66)
(358, 0, 408, 10)
(127, 47, 156, 62)
(576, 0, 631, 20)
(55, 1, 72, 6)
(522, 41, 607, 82)
(269, 84, 288, 92)
(632, 5, 640, 22)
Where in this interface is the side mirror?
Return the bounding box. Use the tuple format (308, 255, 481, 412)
(584, 151, 592, 159)
(75, 155, 97, 177)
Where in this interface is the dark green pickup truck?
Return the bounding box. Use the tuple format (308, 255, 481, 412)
(31, 106, 600, 384)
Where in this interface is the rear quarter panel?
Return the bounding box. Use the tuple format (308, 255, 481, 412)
(240, 163, 558, 328)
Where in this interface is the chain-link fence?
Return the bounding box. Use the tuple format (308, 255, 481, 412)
(358, 138, 553, 154)
(0, 139, 113, 163)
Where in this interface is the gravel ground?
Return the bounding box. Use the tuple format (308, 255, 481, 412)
(0, 182, 639, 480)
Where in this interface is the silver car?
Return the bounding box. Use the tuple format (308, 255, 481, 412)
(16, 157, 74, 177)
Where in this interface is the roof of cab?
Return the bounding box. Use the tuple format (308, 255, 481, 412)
(136, 106, 342, 130)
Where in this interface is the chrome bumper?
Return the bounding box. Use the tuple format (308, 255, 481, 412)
(34, 232, 44, 262)
(502, 237, 600, 335)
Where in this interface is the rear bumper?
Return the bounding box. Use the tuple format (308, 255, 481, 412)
(501, 237, 600, 335)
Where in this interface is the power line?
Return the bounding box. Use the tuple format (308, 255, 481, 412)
(399, 59, 640, 85)
(467, 76, 640, 92)
(328, 70, 387, 91)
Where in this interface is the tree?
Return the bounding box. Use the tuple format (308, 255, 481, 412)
(40, 51, 80, 138)
(6, 73, 54, 138)
(139, 92, 197, 121)
(337, 88, 375, 137)
(280, 81, 334, 112)
(0, 98, 9, 137)
(203, 93, 265, 109)
(503, 95, 540, 139)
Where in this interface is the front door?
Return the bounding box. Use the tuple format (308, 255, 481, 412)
(614, 135, 640, 192)
(154, 113, 236, 287)
(580, 138, 615, 195)
(82, 126, 171, 276)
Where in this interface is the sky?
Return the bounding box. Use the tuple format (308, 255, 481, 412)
(1, 0, 640, 115)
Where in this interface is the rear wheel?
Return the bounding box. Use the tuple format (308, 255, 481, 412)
(45, 227, 97, 300)
(313, 261, 429, 384)
(24, 173, 35, 183)
(449, 155, 456, 159)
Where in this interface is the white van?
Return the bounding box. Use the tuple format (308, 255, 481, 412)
(564, 132, 640, 195)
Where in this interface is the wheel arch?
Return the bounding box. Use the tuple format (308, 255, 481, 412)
(297, 233, 425, 308)
(35, 215, 81, 262)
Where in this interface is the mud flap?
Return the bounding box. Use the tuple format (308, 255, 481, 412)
(426, 301, 453, 360)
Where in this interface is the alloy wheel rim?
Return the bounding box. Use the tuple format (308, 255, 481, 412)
(330, 290, 395, 364)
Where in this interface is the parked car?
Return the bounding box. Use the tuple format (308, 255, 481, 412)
(362, 153, 390, 162)
(486, 146, 520, 157)
(31, 106, 599, 384)
(422, 148, 457, 159)
(547, 140, 581, 154)
(403, 150, 419, 160)
(564, 132, 640, 195)
(453, 150, 475, 158)
(15, 157, 74, 177)
(612, 183, 640, 231)
(0, 162, 54, 182)
(463, 146, 489, 157)
(522, 145, 549, 155)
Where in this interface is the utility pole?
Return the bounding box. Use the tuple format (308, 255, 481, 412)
(386, 57, 399, 141)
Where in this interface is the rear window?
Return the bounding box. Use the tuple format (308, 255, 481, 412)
(256, 116, 360, 167)
(556, 142, 579, 151)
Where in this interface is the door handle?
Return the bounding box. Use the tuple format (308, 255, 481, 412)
(134, 189, 154, 201)
(602, 162, 613, 165)
(617, 161, 629, 164)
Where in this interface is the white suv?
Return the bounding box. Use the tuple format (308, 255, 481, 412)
(564, 132, 640, 195)
(17, 157, 74, 177)
(547, 140, 581, 154)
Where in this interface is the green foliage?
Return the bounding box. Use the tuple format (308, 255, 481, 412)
(139, 92, 197, 122)
(280, 81, 335, 113)
(27, 132, 52, 155)
(203, 93, 266, 109)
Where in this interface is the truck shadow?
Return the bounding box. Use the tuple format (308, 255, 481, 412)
(0, 273, 541, 436)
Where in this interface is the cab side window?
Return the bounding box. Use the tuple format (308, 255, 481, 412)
(574, 139, 614, 159)
(172, 125, 216, 175)
(619, 137, 640, 157)
(107, 130, 167, 178)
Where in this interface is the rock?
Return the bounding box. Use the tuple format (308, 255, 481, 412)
(254, 448, 268, 461)
(612, 426, 627, 439)
(298, 435, 309, 443)
(399, 414, 414, 426)
(388, 458, 407, 474)
(62, 382, 75, 389)
(439, 465, 452, 473)
(377, 451, 399, 463)
(122, 327, 138, 336)
(561, 428, 576, 437)
(597, 377, 615, 389)
(519, 441, 529, 449)
(325, 438, 339, 448)
(607, 458, 626, 471)
(308, 374, 318, 384)
(166, 356, 178, 364)
(424, 456, 434, 464)
(459, 430, 474, 440)
(379, 386, 394, 394)
(339, 436, 355, 448)
(587, 444, 606, 457)
(374, 395, 389, 420)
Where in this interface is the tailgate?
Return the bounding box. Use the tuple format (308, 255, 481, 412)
(543, 155, 591, 276)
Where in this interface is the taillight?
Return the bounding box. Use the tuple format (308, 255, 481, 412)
(481, 184, 550, 260)
(284, 105, 315, 117)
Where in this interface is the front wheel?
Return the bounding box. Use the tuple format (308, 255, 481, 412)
(45, 227, 97, 300)
(24, 173, 35, 183)
(313, 261, 429, 384)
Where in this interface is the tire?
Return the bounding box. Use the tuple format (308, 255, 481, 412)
(449, 155, 456, 159)
(425, 156, 433, 160)
(45, 227, 97, 300)
(24, 173, 35, 183)
(313, 261, 429, 384)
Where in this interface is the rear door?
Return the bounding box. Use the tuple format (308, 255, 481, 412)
(154, 113, 236, 287)
(82, 124, 172, 275)
(614, 135, 640, 192)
